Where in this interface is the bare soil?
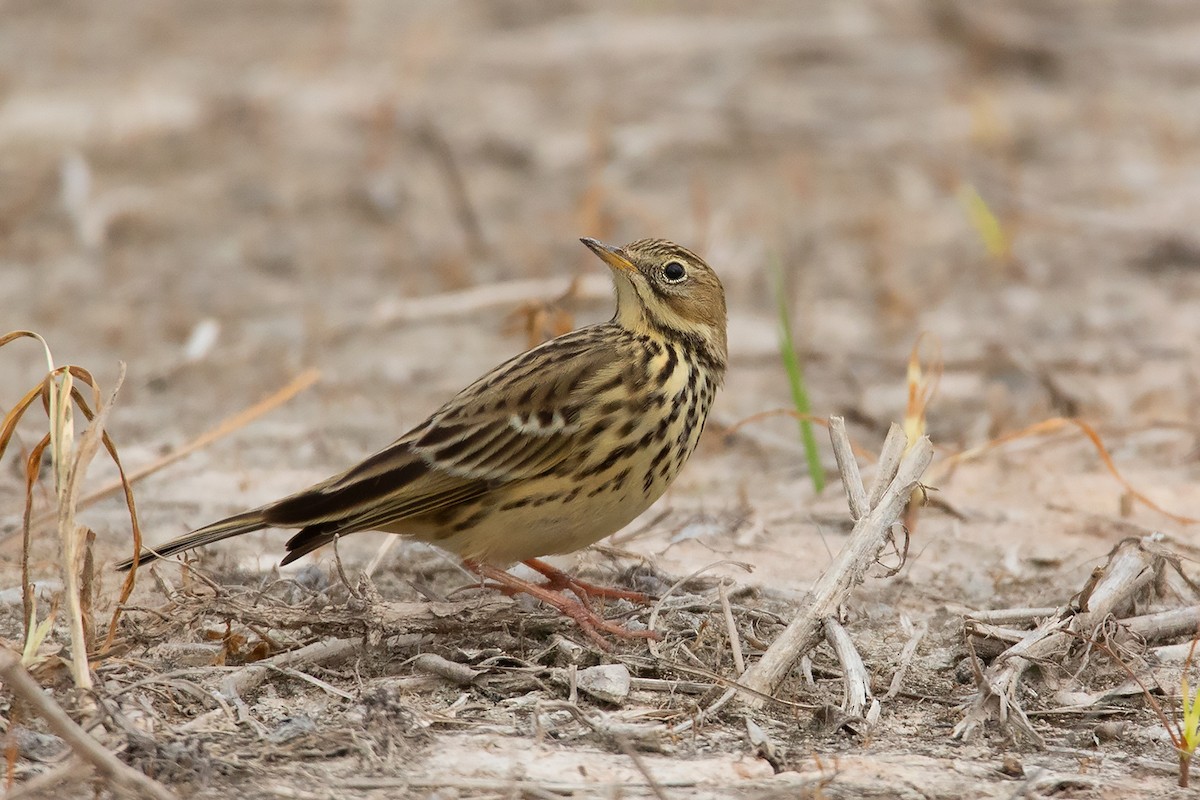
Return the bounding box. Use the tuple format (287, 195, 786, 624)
(3, 1, 1200, 798)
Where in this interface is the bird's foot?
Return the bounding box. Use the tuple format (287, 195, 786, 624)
(521, 557, 654, 605)
(463, 560, 657, 651)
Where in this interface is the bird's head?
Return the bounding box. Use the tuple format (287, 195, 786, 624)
(581, 237, 727, 370)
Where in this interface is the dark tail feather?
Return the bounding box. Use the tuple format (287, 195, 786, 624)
(280, 524, 339, 566)
(114, 509, 269, 572)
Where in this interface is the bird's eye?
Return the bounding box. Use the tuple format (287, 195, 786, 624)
(663, 261, 687, 282)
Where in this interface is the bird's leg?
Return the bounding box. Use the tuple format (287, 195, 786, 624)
(462, 560, 657, 650)
(521, 558, 653, 605)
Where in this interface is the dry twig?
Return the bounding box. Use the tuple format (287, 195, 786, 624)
(735, 421, 933, 707)
(0, 648, 177, 800)
(197, 594, 515, 639)
(1124, 606, 1200, 643)
(967, 607, 1060, 626)
(824, 618, 870, 718)
(718, 582, 745, 676)
(882, 615, 927, 701)
(220, 637, 360, 701)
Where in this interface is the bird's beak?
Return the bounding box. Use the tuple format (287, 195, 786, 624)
(581, 237, 636, 273)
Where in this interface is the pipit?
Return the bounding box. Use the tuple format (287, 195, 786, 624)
(118, 237, 727, 647)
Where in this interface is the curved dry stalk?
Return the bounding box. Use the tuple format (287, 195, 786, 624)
(2, 332, 143, 688)
(57, 365, 125, 691)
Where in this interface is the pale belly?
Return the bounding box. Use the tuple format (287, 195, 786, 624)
(440, 478, 660, 565)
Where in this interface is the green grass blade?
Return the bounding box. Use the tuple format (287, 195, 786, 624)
(772, 259, 825, 493)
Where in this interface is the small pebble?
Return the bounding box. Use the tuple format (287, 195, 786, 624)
(551, 635, 586, 664)
(999, 754, 1024, 778)
(266, 716, 316, 745)
(576, 664, 631, 705)
(1094, 721, 1128, 743)
(954, 655, 983, 685)
(411, 653, 480, 686)
(11, 727, 65, 762)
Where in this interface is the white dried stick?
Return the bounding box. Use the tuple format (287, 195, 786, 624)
(825, 618, 870, 717)
(829, 416, 868, 520)
(867, 424, 909, 509)
(735, 426, 933, 707)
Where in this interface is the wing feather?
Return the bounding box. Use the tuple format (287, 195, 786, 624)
(408, 328, 620, 482)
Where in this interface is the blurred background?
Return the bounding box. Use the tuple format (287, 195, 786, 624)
(2, 1, 1199, 580)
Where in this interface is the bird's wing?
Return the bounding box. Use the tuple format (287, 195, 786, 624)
(407, 326, 624, 482)
(265, 327, 626, 531)
(264, 447, 487, 529)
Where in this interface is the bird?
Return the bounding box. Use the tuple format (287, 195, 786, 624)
(117, 237, 727, 647)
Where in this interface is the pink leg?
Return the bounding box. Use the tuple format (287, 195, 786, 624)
(463, 560, 657, 650)
(521, 558, 653, 604)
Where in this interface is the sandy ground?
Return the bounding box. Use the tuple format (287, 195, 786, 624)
(4, 1, 1200, 797)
